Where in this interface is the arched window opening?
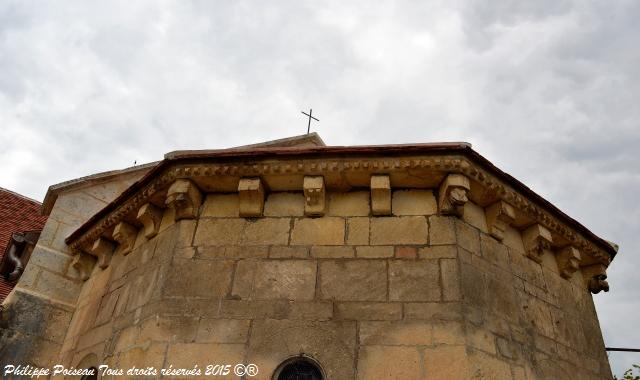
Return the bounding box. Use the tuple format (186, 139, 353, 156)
(274, 356, 324, 380)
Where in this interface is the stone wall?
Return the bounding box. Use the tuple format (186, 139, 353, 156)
(0, 171, 145, 370)
(53, 189, 612, 379)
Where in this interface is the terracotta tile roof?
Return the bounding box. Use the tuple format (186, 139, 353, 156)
(0, 187, 47, 302)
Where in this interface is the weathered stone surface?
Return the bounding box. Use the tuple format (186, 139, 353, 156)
(194, 219, 245, 246)
(360, 321, 432, 345)
(248, 320, 356, 380)
(441, 259, 461, 301)
(370, 216, 428, 245)
(164, 259, 234, 298)
(389, 260, 440, 301)
(290, 217, 345, 245)
(424, 345, 468, 379)
(463, 201, 489, 233)
(311, 246, 354, 258)
(138, 316, 199, 343)
(395, 246, 417, 259)
(253, 260, 317, 300)
(356, 246, 394, 258)
(264, 192, 305, 216)
(357, 346, 421, 380)
(456, 220, 480, 255)
(346, 217, 369, 245)
(392, 189, 437, 216)
(335, 302, 402, 321)
(269, 246, 308, 259)
(166, 342, 246, 369)
(196, 319, 250, 343)
(404, 302, 462, 321)
(418, 245, 457, 259)
(242, 218, 290, 245)
(320, 260, 387, 301)
(201, 194, 239, 217)
(328, 191, 369, 216)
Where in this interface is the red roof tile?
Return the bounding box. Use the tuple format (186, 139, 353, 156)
(0, 187, 47, 302)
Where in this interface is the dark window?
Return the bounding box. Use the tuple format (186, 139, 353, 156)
(80, 367, 98, 380)
(276, 358, 323, 380)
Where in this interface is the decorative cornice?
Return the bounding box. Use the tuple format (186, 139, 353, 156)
(64, 151, 616, 293)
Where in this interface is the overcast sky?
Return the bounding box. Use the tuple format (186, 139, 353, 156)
(1, 0, 638, 375)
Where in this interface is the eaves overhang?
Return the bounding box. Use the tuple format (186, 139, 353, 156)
(64, 142, 618, 264)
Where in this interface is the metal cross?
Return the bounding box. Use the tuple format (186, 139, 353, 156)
(301, 108, 319, 134)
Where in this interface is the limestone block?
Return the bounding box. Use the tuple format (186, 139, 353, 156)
(370, 216, 428, 245)
(485, 201, 516, 241)
(392, 190, 437, 216)
(238, 177, 264, 217)
(418, 245, 457, 259)
(467, 349, 513, 379)
(389, 260, 440, 301)
(164, 259, 234, 298)
(522, 224, 553, 263)
(480, 233, 510, 270)
(201, 194, 239, 217)
(438, 174, 470, 217)
(138, 316, 199, 343)
(253, 260, 317, 300)
(196, 319, 251, 343)
(328, 191, 370, 216)
(198, 246, 268, 259)
(395, 246, 417, 259)
(90, 237, 116, 269)
(290, 217, 345, 245)
(370, 175, 391, 215)
(194, 219, 245, 246)
(456, 220, 481, 255)
(424, 345, 468, 380)
(166, 342, 245, 369)
(319, 260, 387, 301)
(112, 221, 138, 256)
(311, 246, 354, 258)
(136, 203, 163, 238)
(360, 321, 433, 345)
(231, 259, 257, 300)
(356, 246, 394, 258)
(264, 192, 305, 216)
(287, 301, 334, 320)
(428, 215, 456, 245)
(247, 319, 356, 380)
(335, 302, 402, 321)
(242, 218, 291, 245)
(165, 179, 202, 220)
(269, 246, 308, 258)
(441, 259, 461, 301)
(433, 321, 465, 344)
(117, 343, 167, 376)
(582, 263, 609, 294)
(346, 217, 369, 245)
(404, 302, 462, 321)
(357, 346, 421, 380)
(557, 246, 582, 279)
(303, 176, 326, 216)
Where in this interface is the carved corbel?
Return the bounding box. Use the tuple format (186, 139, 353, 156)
(165, 179, 202, 220)
(438, 174, 470, 217)
(522, 224, 553, 263)
(137, 203, 163, 238)
(238, 177, 264, 217)
(112, 222, 138, 256)
(71, 252, 97, 281)
(582, 263, 609, 294)
(91, 237, 116, 269)
(370, 175, 391, 215)
(556, 246, 581, 279)
(303, 176, 326, 216)
(485, 201, 515, 241)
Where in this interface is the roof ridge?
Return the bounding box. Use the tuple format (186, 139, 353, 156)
(0, 187, 42, 205)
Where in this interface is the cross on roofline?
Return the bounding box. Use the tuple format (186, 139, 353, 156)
(301, 108, 319, 134)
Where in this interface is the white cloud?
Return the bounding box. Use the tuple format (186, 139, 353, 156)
(1, 0, 638, 374)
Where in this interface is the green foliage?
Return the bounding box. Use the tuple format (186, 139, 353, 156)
(614, 364, 640, 380)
